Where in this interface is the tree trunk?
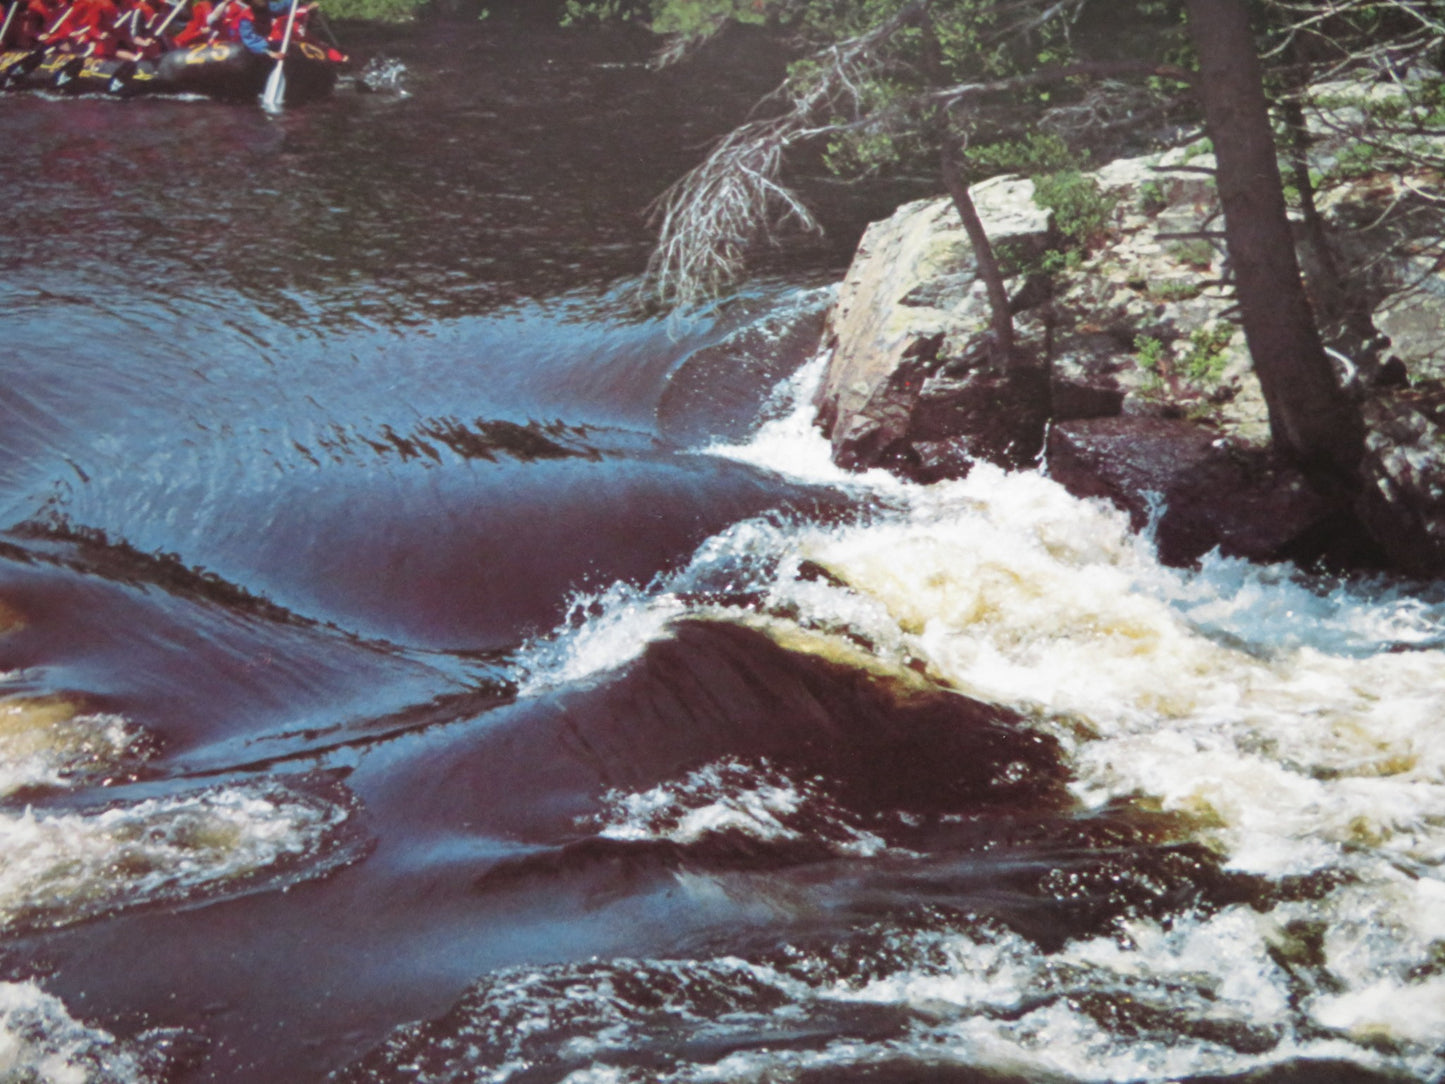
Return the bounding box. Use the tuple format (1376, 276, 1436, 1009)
(939, 133, 1016, 366)
(1277, 43, 1376, 353)
(1184, 0, 1363, 481)
(918, 4, 1016, 370)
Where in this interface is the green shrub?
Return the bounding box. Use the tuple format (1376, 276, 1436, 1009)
(1168, 238, 1215, 270)
(1181, 324, 1234, 385)
(1148, 279, 1200, 301)
(962, 131, 1075, 178)
(1181, 137, 1213, 163)
(1137, 179, 1169, 215)
(1033, 170, 1116, 249)
(1133, 326, 1233, 399)
(1134, 334, 1165, 394)
(1135, 334, 1165, 371)
(324, 0, 435, 19)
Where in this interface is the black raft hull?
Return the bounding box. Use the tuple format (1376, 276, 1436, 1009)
(0, 51, 164, 96)
(155, 40, 337, 103)
(1, 40, 339, 104)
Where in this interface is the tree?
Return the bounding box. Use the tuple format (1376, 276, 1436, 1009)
(1265, 0, 1445, 355)
(1184, 0, 1364, 479)
(639, 0, 1165, 360)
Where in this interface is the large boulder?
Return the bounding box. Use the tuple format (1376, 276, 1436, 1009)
(812, 151, 1281, 486)
(812, 176, 1053, 476)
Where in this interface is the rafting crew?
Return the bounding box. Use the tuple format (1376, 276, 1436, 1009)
(1, 0, 331, 61)
(0, 0, 346, 101)
(39, 0, 118, 55)
(239, 0, 290, 58)
(170, 0, 232, 47)
(110, 0, 164, 60)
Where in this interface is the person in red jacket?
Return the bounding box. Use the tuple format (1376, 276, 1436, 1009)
(112, 0, 162, 60)
(170, 0, 215, 46)
(236, 0, 299, 59)
(43, 0, 119, 56)
(11, 0, 60, 47)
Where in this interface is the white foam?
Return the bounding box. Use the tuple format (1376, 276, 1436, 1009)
(514, 515, 829, 695)
(514, 580, 689, 694)
(0, 698, 152, 799)
(343, 899, 1441, 1083)
(1311, 975, 1445, 1046)
(722, 358, 1445, 1062)
(591, 758, 888, 857)
(0, 778, 355, 934)
(0, 980, 165, 1084)
(505, 351, 1445, 1078)
(707, 351, 914, 499)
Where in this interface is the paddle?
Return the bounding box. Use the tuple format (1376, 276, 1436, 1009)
(2, 0, 73, 86)
(0, 1, 20, 49)
(3, 41, 60, 87)
(50, 50, 81, 87)
(259, 0, 298, 113)
(147, 0, 189, 40)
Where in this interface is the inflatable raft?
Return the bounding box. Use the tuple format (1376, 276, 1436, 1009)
(0, 37, 341, 102)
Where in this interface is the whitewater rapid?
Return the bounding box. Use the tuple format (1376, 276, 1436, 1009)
(500, 351, 1445, 1082)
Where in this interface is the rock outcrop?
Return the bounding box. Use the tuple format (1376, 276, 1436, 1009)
(813, 176, 1053, 479)
(811, 91, 1445, 575)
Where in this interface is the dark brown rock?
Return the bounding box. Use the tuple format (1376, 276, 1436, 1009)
(1354, 387, 1445, 577)
(1051, 378, 1126, 421)
(898, 359, 1050, 479)
(1048, 416, 1352, 568)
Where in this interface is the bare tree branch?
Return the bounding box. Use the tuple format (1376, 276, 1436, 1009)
(929, 59, 1193, 110)
(641, 3, 930, 306)
(642, 16, 1192, 309)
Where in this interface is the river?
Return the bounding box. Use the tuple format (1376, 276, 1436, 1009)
(1, 18, 1443, 1084)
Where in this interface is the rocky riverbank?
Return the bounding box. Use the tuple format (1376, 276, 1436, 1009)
(811, 78, 1445, 577)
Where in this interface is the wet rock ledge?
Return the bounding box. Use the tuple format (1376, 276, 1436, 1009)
(813, 102, 1445, 576)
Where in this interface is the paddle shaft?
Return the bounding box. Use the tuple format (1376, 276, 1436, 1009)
(0, 1, 18, 48)
(44, 1, 78, 38)
(149, 0, 189, 36)
(273, 0, 297, 58)
(260, 0, 299, 109)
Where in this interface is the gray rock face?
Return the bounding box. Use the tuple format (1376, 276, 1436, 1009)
(813, 177, 1053, 475)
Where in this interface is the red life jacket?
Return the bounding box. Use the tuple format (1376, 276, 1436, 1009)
(171, 0, 213, 46)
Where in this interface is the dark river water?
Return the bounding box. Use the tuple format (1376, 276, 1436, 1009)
(2, 19, 1445, 1084)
